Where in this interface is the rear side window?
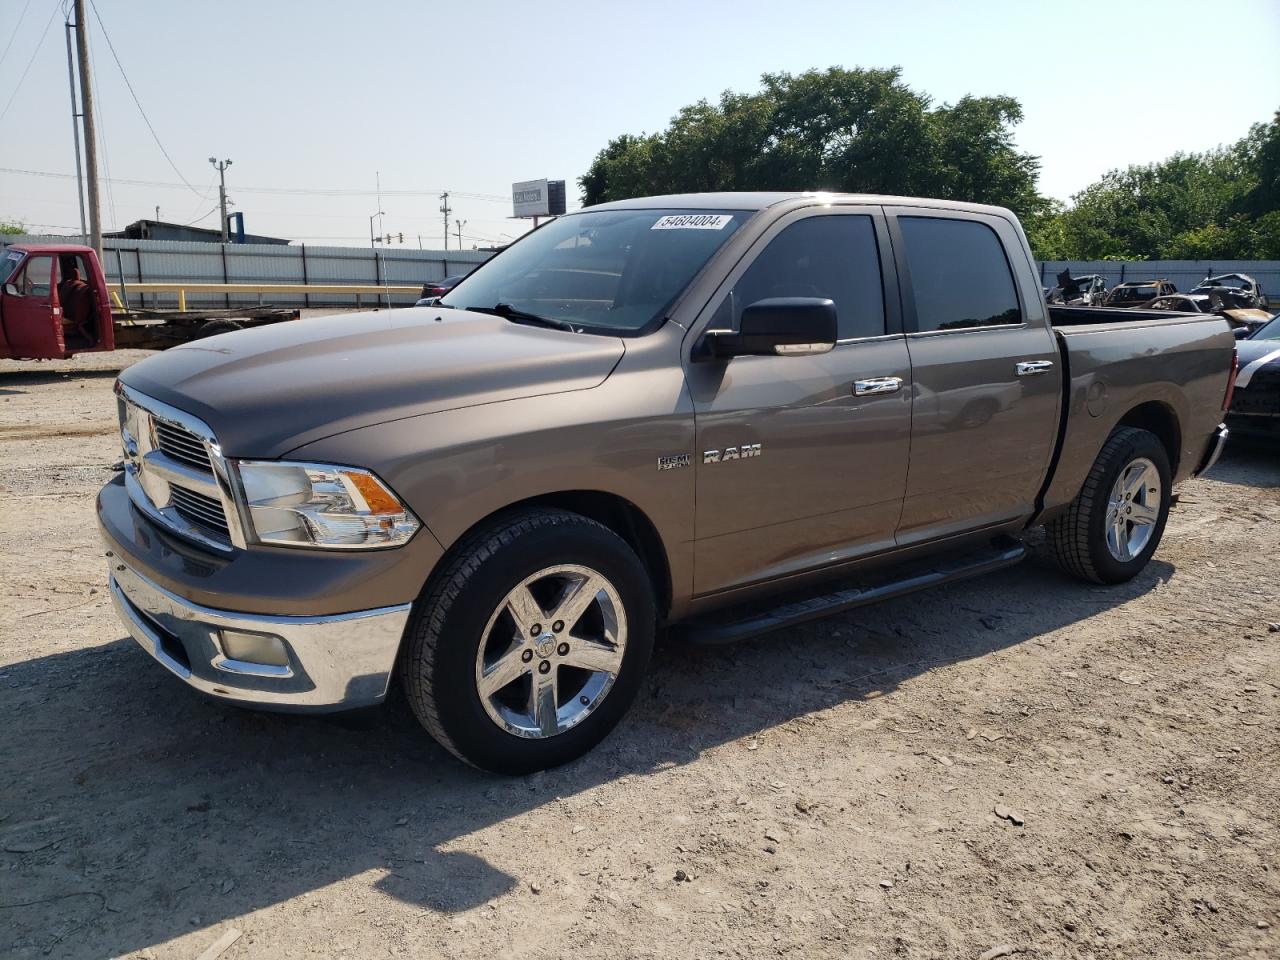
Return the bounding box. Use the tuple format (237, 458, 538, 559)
(899, 217, 1021, 332)
(730, 215, 886, 340)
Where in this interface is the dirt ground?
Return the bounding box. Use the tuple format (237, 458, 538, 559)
(1, 351, 1277, 960)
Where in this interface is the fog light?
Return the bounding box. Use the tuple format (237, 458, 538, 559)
(219, 629, 290, 667)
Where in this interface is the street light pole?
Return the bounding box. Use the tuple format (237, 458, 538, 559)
(369, 211, 384, 250)
(208, 158, 232, 242)
(455, 219, 467, 250)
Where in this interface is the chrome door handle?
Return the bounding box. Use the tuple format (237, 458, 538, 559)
(853, 377, 903, 396)
(1015, 360, 1054, 377)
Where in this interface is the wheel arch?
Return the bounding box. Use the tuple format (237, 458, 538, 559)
(1115, 400, 1182, 476)
(429, 490, 673, 621)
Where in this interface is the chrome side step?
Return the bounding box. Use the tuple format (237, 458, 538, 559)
(674, 538, 1027, 645)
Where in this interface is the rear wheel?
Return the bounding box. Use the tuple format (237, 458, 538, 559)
(400, 509, 655, 774)
(1047, 426, 1172, 584)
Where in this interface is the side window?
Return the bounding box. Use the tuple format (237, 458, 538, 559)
(898, 217, 1021, 332)
(730, 215, 886, 340)
(16, 256, 54, 299)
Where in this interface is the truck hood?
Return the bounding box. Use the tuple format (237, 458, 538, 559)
(119, 308, 626, 457)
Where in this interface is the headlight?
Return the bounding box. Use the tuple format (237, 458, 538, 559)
(234, 460, 420, 549)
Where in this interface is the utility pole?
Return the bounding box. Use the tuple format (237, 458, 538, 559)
(73, 0, 101, 254)
(208, 158, 232, 242)
(63, 17, 87, 243)
(439, 192, 451, 251)
(455, 219, 467, 250)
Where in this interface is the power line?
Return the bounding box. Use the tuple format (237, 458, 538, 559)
(0, 166, 515, 202)
(87, 0, 205, 198)
(0, 1, 60, 124)
(0, 0, 36, 74)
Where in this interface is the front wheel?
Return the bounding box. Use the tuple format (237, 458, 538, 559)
(400, 509, 655, 774)
(1047, 426, 1172, 584)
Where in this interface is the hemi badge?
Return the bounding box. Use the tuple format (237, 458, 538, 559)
(657, 454, 691, 471)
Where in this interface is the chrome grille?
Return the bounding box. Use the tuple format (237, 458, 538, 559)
(116, 383, 241, 552)
(154, 419, 213, 472)
(170, 484, 231, 538)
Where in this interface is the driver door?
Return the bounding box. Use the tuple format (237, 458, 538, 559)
(684, 207, 912, 596)
(1, 254, 63, 359)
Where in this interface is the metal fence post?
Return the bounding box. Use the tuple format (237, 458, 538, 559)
(114, 247, 129, 310)
(220, 245, 230, 310)
(300, 244, 310, 308)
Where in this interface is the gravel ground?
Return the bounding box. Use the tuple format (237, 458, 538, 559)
(1, 351, 1277, 960)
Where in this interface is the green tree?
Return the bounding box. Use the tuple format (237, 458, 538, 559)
(580, 67, 1047, 219)
(0, 220, 24, 236)
(1026, 111, 1279, 260)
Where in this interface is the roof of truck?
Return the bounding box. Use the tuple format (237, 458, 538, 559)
(4, 243, 96, 255)
(583, 192, 1015, 217)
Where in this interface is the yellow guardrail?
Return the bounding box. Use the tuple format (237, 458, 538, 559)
(107, 282, 423, 311)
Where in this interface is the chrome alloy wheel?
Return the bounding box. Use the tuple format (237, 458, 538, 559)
(474, 564, 627, 739)
(1104, 457, 1161, 562)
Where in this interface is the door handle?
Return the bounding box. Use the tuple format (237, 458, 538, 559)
(1015, 360, 1054, 377)
(853, 376, 903, 396)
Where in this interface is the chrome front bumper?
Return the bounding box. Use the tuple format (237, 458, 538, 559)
(109, 560, 412, 711)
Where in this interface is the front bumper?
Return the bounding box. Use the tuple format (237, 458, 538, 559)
(108, 558, 411, 712)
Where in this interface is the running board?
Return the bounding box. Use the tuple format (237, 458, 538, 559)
(674, 538, 1027, 646)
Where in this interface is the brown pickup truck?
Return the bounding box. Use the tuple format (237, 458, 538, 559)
(98, 193, 1237, 773)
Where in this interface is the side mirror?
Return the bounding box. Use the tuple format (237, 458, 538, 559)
(2, 282, 17, 297)
(695, 297, 837, 361)
(1233, 326, 1252, 340)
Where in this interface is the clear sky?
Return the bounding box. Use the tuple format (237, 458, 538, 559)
(1, 0, 1277, 248)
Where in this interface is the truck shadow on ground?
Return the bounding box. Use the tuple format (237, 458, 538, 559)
(1204, 438, 1278, 488)
(2, 546, 1174, 958)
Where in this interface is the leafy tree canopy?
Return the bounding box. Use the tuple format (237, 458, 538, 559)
(1026, 111, 1280, 260)
(580, 67, 1047, 219)
(0, 221, 24, 236)
(581, 72, 1277, 261)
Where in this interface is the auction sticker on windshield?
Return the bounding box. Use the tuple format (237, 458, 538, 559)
(651, 214, 735, 230)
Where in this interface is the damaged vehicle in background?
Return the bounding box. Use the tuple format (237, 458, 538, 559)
(1104, 279, 1178, 308)
(1141, 292, 1273, 336)
(1226, 313, 1280, 439)
(1046, 271, 1108, 306)
(1190, 273, 1267, 311)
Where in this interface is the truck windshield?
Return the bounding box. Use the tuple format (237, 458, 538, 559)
(440, 209, 752, 335)
(0, 250, 23, 284)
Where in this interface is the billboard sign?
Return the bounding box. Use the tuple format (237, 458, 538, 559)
(512, 179, 567, 218)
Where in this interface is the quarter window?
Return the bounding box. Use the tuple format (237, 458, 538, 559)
(899, 217, 1021, 332)
(729, 215, 886, 340)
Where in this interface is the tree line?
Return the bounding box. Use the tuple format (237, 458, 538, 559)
(579, 67, 1279, 261)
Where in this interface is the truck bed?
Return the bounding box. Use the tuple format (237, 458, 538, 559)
(1039, 307, 1234, 520)
(1048, 304, 1207, 327)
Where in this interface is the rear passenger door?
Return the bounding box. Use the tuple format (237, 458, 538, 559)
(686, 206, 912, 595)
(885, 209, 1061, 544)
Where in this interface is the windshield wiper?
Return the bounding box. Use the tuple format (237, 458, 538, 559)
(469, 303, 579, 333)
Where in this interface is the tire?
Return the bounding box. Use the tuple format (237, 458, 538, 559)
(400, 508, 656, 774)
(197, 319, 243, 338)
(1047, 426, 1172, 584)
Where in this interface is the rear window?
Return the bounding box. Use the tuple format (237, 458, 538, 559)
(898, 217, 1021, 332)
